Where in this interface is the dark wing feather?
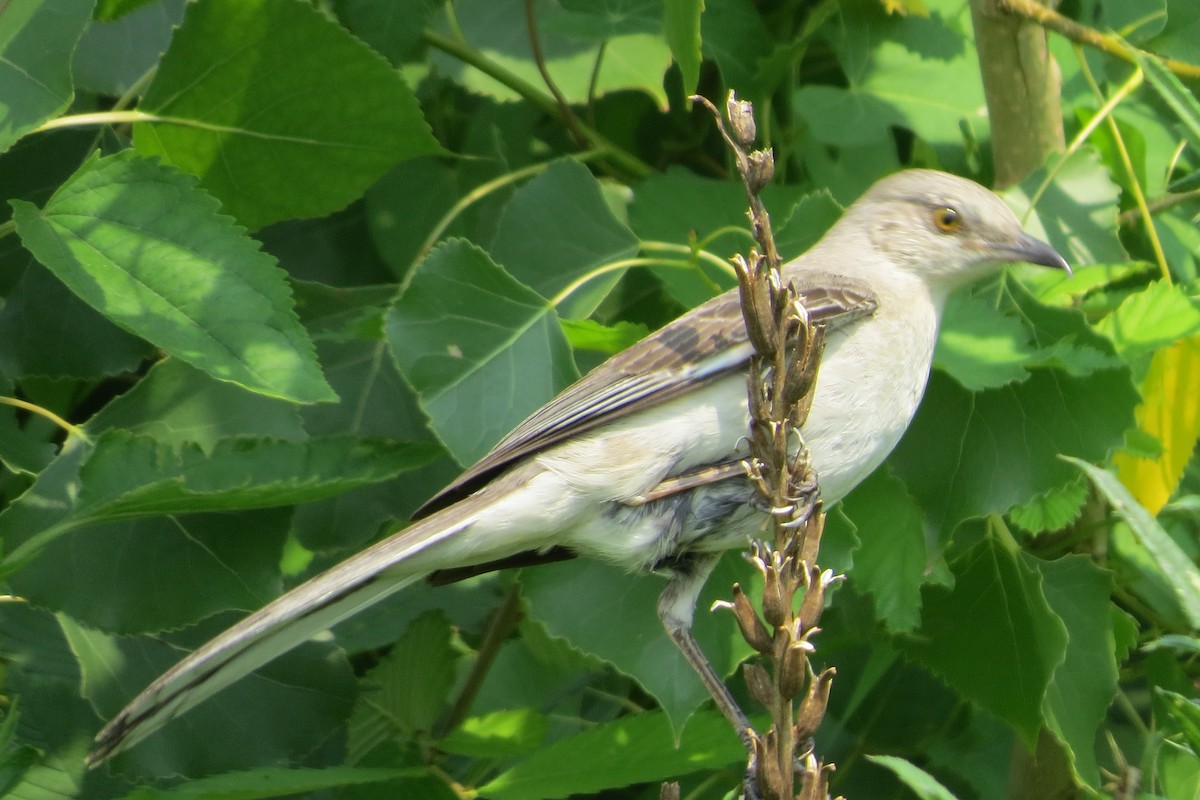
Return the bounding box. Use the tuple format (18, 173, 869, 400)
(414, 271, 878, 517)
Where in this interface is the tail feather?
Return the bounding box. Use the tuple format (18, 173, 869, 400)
(88, 502, 483, 765)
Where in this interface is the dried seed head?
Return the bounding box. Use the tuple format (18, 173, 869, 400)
(729, 583, 774, 654)
(726, 92, 757, 147)
(746, 149, 775, 193)
(743, 661, 774, 709)
(795, 667, 836, 741)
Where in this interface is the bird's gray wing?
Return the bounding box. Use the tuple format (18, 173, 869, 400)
(416, 271, 878, 516)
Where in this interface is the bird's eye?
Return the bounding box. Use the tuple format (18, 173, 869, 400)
(933, 206, 961, 233)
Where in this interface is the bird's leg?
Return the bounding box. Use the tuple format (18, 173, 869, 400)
(657, 556, 762, 800)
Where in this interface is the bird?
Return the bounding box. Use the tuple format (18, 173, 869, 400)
(88, 168, 1070, 766)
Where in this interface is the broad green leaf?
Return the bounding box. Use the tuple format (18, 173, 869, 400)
(891, 364, 1137, 538)
(135, 0, 439, 229)
(0, 264, 154, 380)
(0, 431, 435, 570)
(867, 755, 960, 800)
(10, 509, 288, 635)
(477, 709, 745, 800)
(1144, 0, 1200, 62)
(73, 0, 185, 97)
(1028, 261, 1148, 307)
(663, 0, 703, 93)
(431, 0, 671, 108)
(112, 766, 416, 800)
(1005, 148, 1125, 268)
(1039, 555, 1119, 787)
(84, 359, 306, 447)
(1101, 0, 1167, 41)
(95, 0, 160, 20)
(348, 611, 458, 762)
(74, 432, 437, 520)
(1008, 478, 1089, 534)
(0, 376, 57, 476)
(1095, 281, 1200, 356)
(794, 0, 984, 148)
(489, 159, 639, 316)
(561, 318, 649, 355)
(0, 0, 92, 154)
(521, 556, 755, 729)
(935, 290, 1036, 390)
(64, 617, 356, 777)
(1067, 457, 1200, 628)
(629, 168, 808, 306)
(1131, 47, 1200, 154)
(338, 0, 440, 65)
(1159, 689, 1200, 756)
(700, 0, 772, 96)
(439, 708, 549, 758)
(902, 533, 1068, 746)
(1115, 338, 1200, 514)
(774, 190, 844, 260)
(841, 468, 926, 632)
(387, 239, 578, 465)
(11, 151, 337, 404)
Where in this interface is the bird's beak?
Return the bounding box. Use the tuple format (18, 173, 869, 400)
(1003, 232, 1072, 276)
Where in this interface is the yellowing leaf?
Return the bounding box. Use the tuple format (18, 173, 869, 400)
(1115, 337, 1200, 514)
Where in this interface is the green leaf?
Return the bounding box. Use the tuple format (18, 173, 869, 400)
(433, 0, 671, 108)
(10, 509, 288, 635)
(560, 317, 649, 354)
(521, 557, 755, 729)
(663, 0, 703, 93)
(112, 766, 417, 800)
(1066, 457, 1200, 628)
(629, 168, 808, 306)
(73, 0, 185, 97)
(348, 611, 458, 761)
(489, 159, 639, 316)
(0, 0, 93, 154)
(135, 0, 439, 229)
(794, 0, 985, 148)
(64, 617, 357, 777)
(1008, 478, 1088, 534)
(387, 239, 578, 465)
(1094, 280, 1200, 356)
(0, 263, 154, 380)
(902, 533, 1068, 746)
(1131, 47, 1200, 154)
(84, 358, 307, 447)
(95, 0, 160, 20)
(477, 710, 745, 800)
(891, 364, 1137, 537)
(0, 431, 435, 570)
(1005, 148, 1125, 268)
(841, 468, 926, 632)
(75, 432, 438, 520)
(1038, 555, 1119, 788)
(11, 151, 337, 404)
(867, 755, 961, 800)
(935, 290, 1037, 390)
(338, 0, 440, 65)
(1144, 0, 1200, 62)
(439, 708, 549, 758)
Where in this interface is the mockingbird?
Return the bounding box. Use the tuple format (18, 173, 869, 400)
(89, 169, 1069, 765)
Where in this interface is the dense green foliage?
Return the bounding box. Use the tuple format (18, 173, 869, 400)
(1, 0, 1199, 797)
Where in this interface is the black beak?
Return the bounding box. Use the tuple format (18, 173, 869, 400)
(1005, 232, 1072, 276)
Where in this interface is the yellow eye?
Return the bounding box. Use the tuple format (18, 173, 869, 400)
(933, 206, 961, 233)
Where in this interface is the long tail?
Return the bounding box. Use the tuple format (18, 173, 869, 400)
(88, 496, 489, 766)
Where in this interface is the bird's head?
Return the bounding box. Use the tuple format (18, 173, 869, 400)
(844, 169, 1070, 294)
